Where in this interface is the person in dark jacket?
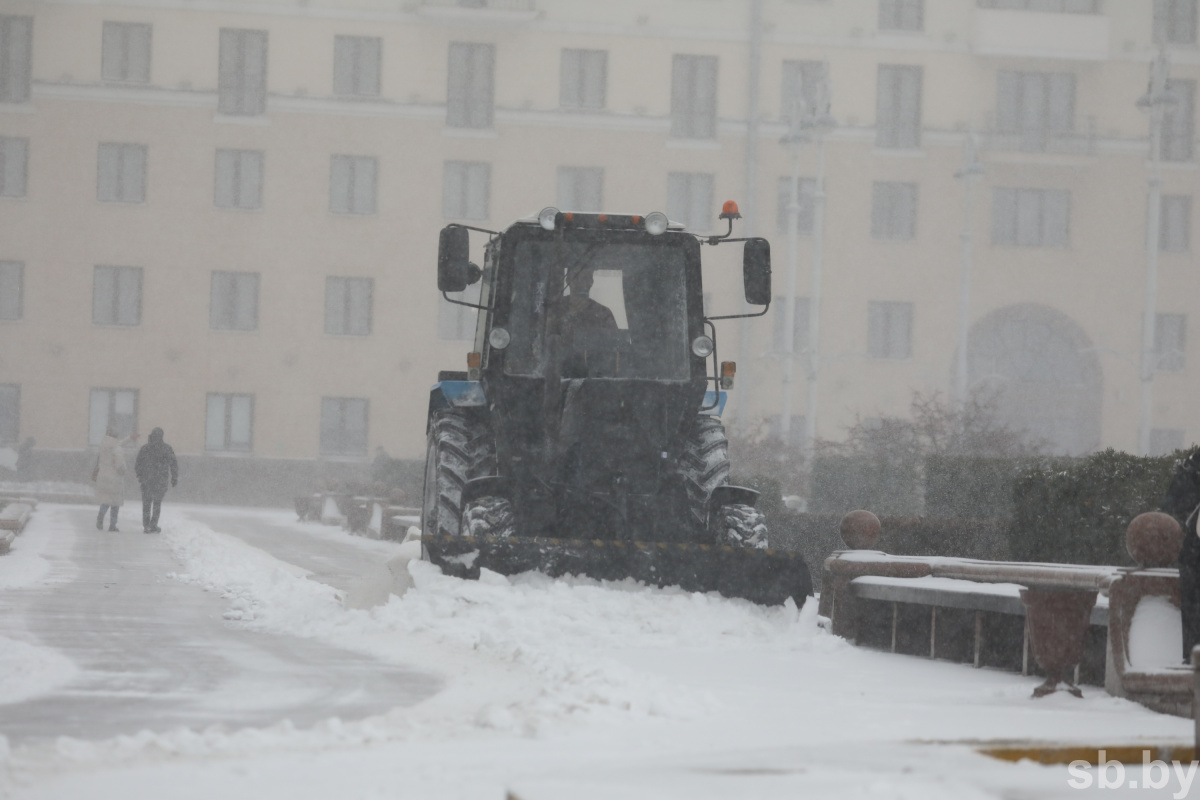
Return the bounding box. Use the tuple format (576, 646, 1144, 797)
(1160, 447, 1200, 661)
(135, 428, 178, 534)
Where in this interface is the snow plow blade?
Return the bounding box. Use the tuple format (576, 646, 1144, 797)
(423, 533, 813, 606)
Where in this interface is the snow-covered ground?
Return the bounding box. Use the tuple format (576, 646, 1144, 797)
(0, 503, 1194, 799)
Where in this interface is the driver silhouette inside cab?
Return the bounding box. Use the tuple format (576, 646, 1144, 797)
(559, 268, 619, 377)
(562, 267, 617, 332)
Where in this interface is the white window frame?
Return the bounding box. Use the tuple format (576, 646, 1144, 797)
(777, 176, 816, 235)
(876, 64, 922, 149)
(0, 261, 21, 321)
(1155, 312, 1187, 372)
(320, 397, 369, 457)
(560, 48, 606, 110)
(867, 301, 913, 360)
(97, 143, 147, 204)
(218, 28, 268, 116)
(93, 265, 142, 327)
(209, 270, 259, 331)
(1161, 195, 1192, 253)
(101, 21, 151, 83)
(88, 387, 138, 446)
(206, 392, 254, 452)
(667, 171, 714, 233)
(879, 0, 924, 31)
(0, 135, 28, 197)
(214, 149, 263, 210)
(330, 155, 377, 215)
(0, 383, 17, 444)
(1155, 0, 1197, 43)
(871, 181, 918, 241)
(670, 54, 718, 139)
(325, 276, 373, 336)
(447, 42, 494, 129)
(991, 187, 1070, 247)
(0, 16, 33, 104)
(333, 35, 381, 97)
(442, 160, 490, 221)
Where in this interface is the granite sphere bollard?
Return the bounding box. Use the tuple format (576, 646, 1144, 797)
(1125, 511, 1184, 568)
(840, 510, 881, 550)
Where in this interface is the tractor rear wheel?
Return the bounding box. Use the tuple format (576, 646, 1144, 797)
(421, 410, 495, 539)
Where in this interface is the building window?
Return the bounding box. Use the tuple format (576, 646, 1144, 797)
(0, 261, 21, 320)
(0, 16, 32, 104)
(0, 384, 17, 444)
(557, 166, 604, 212)
(868, 301, 913, 359)
(772, 296, 810, 354)
(1155, 313, 1186, 372)
(325, 276, 372, 336)
(333, 35, 381, 97)
(210, 270, 259, 331)
(93, 265, 142, 326)
(781, 60, 826, 125)
(976, 0, 1097, 11)
(560, 49, 606, 110)
(97, 143, 146, 204)
(101, 22, 151, 83)
(447, 42, 494, 129)
(876, 65, 922, 149)
(879, 0, 924, 31)
(442, 161, 489, 221)
(218, 28, 267, 116)
(320, 397, 368, 456)
(438, 284, 480, 341)
(1161, 79, 1195, 163)
(667, 172, 713, 232)
(1151, 428, 1186, 456)
(330, 155, 377, 215)
(871, 182, 918, 240)
(991, 187, 1070, 247)
(996, 71, 1075, 151)
(670, 54, 718, 139)
(777, 176, 816, 235)
(214, 149, 263, 210)
(0, 136, 26, 197)
(1155, 0, 1198, 44)
(89, 388, 138, 446)
(1162, 195, 1192, 253)
(206, 393, 253, 452)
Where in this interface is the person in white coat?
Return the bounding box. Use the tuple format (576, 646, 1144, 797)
(93, 427, 139, 531)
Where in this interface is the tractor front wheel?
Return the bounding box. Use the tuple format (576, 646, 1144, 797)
(710, 503, 769, 549)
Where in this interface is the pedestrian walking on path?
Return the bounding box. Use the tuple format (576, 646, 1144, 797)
(135, 428, 178, 534)
(93, 427, 139, 531)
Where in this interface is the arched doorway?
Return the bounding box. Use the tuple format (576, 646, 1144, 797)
(965, 304, 1103, 455)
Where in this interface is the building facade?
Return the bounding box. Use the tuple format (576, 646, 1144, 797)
(0, 0, 1197, 498)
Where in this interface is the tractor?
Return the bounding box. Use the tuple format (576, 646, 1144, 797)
(421, 204, 812, 605)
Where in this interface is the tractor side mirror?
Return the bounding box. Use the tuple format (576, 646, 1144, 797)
(438, 226, 481, 293)
(742, 238, 771, 306)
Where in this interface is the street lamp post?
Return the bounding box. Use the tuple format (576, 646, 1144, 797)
(1136, 49, 1174, 456)
(953, 134, 985, 408)
(779, 70, 835, 469)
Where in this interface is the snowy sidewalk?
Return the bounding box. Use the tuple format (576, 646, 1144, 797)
(0, 504, 1196, 799)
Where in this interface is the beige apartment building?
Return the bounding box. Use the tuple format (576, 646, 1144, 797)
(0, 0, 1197, 500)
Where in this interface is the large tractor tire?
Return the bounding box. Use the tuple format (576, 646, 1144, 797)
(461, 495, 517, 538)
(421, 410, 495, 539)
(678, 415, 732, 529)
(710, 503, 769, 549)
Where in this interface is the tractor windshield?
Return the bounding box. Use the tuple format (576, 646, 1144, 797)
(504, 237, 691, 380)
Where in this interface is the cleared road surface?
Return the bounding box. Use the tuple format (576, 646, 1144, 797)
(0, 504, 439, 745)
